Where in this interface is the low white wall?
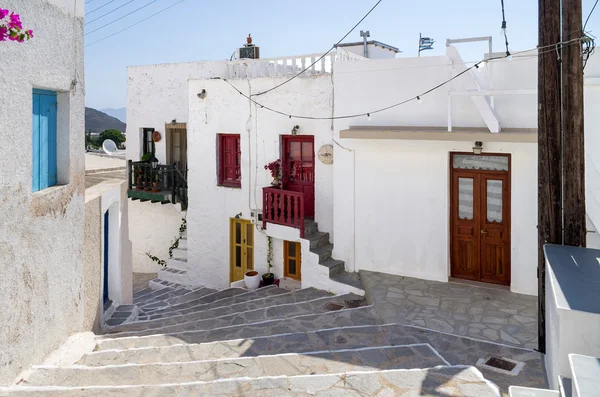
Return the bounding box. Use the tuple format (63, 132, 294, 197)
(129, 200, 183, 273)
(333, 139, 538, 295)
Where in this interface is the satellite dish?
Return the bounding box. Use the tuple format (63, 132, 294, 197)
(102, 139, 118, 155)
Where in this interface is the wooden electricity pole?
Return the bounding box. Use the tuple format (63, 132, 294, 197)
(562, 0, 586, 247)
(537, 0, 562, 354)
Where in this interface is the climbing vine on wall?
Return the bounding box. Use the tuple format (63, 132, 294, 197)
(145, 217, 187, 267)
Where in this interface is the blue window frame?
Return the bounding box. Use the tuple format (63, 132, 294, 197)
(32, 89, 58, 192)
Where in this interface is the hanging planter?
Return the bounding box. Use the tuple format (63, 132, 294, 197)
(152, 131, 162, 142)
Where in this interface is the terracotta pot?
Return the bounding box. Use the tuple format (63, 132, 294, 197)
(244, 271, 260, 290)
(152, 182, 160, 192)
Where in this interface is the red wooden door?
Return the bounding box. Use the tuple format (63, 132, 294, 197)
(282, 136, 314, 217)
(450, 154, 511, 286)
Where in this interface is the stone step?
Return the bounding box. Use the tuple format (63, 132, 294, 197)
(107, 287, 306, 334)
(132, 286, 182, 305)
(135, 286, 194, 308)
(304, 219, 318, 236)
(78, 322, 545, 395)
(103, 293, 362, 338)
(147, 286, 327, 319)
(508, 386, 560, 397)
(144, 288, 251, 317)
(135, 287, 223, 320)
(132, 288, 153, 300)
(94, 306, 376, 351)
(320, 259, 345, 276)
(155, 268, 188, 286)
(23, 344, 446, 387)
(170, 247, 187, 260)
(177, 237, 187, 250)
(312, 244, 333, 263)
(160, 286, 222, 307)
(0, 366, 500, 396)
(331, 270, 362, 290)
(166, 257, 187, 269)
(305, 231, 330, 249)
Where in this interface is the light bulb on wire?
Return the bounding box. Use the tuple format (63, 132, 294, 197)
(367, 113, 372, 121)
(500, 21, 507, 37)
(417, 96, 422, 104)
(506, 51, 512, 61)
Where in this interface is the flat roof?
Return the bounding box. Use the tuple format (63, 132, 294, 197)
(340, 126, 537, 142)
(335, 40, 400, 53)
(545, 244, 600, 314)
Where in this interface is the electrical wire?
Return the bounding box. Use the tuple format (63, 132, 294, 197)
(85, 0, 135, 25)
(85, 0, 99, 4)
(86, 0, 185, 47)
(85, 0, 160, 35)
(251, 0, 383, 97)
(219, 38, 585, 121)
(584, 0, 599, 31)
(86, 0, 118, 16)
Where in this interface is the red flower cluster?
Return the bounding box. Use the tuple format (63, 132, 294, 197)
(264, 159, 282, 187)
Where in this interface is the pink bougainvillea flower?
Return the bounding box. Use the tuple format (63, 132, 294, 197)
(0, 26, 7, 41)
(26, 29, 33, 38)
(0, 8, 9, 19)
(8, 12, 22, 30)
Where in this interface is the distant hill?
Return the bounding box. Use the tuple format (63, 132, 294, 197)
(85, 107, 126, 133)
(100, 107, 126, 123)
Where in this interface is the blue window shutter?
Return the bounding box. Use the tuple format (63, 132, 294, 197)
(32, 89, 58, 192)
(32, 92, 41, 192)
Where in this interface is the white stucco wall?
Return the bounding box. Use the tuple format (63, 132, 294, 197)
(129, 200, 183, 273)
(126, 62, 228, 165)
(584, 55, 600, 239)
(333, 50, 539, 295)
(186, 75, 334, 288)
(0, 0, 84, 386)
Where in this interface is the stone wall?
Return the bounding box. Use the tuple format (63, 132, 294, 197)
(0, 0, 85, 385)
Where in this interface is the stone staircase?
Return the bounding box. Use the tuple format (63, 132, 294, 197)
(154, 219, 190, 286)
(0, 283, 513, 396)
(302, 219, 363, 294)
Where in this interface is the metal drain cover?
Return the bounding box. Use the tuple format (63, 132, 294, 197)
(476, 356, 525, 376)
(344, 299, 368, 308)
(486, 357, 516, 371)
(322, 302, 344, 311)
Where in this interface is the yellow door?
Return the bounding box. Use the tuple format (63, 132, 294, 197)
(284, 241, 301, 280)
(230, 219, 254, 282)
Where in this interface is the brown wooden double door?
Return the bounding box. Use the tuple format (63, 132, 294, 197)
(450, 153, 511, 286)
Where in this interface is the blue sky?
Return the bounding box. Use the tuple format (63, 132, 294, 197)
(84, 0, 598, 109)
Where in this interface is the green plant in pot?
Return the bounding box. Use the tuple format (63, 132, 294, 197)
(262, 236, 275, 286)
(152, 172, 161, 192)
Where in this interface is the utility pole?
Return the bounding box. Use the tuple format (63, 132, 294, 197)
(537, 0, 562, 354)
(562, 0, 586, 247)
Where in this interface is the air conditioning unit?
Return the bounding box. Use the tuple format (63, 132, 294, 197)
(239, 45, 260, 59)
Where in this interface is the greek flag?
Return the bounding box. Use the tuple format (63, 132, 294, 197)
(419, 36, 435, 52)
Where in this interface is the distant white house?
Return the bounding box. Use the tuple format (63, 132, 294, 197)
(126, 35, 600, 297)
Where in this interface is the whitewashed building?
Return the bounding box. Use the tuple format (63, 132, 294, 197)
(126, 37, 600, 298)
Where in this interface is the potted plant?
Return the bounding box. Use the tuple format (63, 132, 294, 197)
(264, 159, 282, 188)
(152, 172, 161, 192)
(262, 236, 275, 286)
(135, 165, 144, 190)
(244, 270, 260, 290)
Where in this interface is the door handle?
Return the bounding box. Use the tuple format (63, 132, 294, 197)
(480, 230, 488, 234)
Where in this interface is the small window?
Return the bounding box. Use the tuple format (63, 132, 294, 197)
(32, 89, 58, 192)
(142, 128, 155, 157)
(218, 134, 241, 188)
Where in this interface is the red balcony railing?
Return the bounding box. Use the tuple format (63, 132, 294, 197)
(262, 187, 305, 237)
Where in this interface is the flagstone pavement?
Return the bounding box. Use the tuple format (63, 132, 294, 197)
(361, 270, 538, 350)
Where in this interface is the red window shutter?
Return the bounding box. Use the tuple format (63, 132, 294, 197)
(219, 134, 241, 187)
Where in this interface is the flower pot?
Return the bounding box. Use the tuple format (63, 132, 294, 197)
(152, 182, 160, 192)
(244, 271, 260, 290)
(262, 273, 275, 286)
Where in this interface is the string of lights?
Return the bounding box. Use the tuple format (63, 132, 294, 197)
(219, 38, 585, 121)
(85, 0, 135, 26)
(86, 0, 118, 16)
(250, 0, 383, 98)
(85, 0, 160, 35)
(86, 0, 185, 47)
